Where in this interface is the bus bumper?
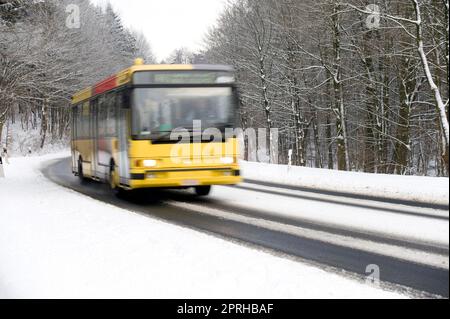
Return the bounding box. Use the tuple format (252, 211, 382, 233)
(128, 168, 242, 189)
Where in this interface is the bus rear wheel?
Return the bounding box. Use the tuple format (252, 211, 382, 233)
(195, 186, 212, 197)
(109, 162, 118, 190)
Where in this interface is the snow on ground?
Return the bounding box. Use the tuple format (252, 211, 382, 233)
(0, 153, 406, 299)
(241, 161, 450, 206)
(1, 121, 69, 157)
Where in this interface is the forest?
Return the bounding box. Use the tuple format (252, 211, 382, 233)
(205, 0, 449, 176)
(1, 0, 449, 176)
(0, 0, 155, 149)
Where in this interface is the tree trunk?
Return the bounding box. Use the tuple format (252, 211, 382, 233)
(331, 1, 350, 171)
(412, 0, 449, 171)
(0, 120, 3, 145)
(312, 111, 323, 168)
(393, 69, 414, 175)
(326, 114, 333, 169)
(40, 99, 48, 149)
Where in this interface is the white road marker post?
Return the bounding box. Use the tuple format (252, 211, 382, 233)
(0, 155, 4, 178)
(288, 149, 293, 171)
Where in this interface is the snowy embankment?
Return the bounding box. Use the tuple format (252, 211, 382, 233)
(0, 153, 406, 299)
(241, 161, 449, 206)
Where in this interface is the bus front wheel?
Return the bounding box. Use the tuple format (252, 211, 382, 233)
(78, 159, 85, 182)
(195, 186, 212, 197)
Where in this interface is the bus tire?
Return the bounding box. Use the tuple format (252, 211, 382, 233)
(78, 158, 85, 183)
(109, 161, 118, 190)
(195, 186, 212, 197)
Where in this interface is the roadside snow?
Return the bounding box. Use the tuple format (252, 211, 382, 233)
(0, 153, 406, 299)
(211, 185, 449, 252)
(241, 161, 449, 206)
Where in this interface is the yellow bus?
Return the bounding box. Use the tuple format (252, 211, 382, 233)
(71, 59, 242, 196)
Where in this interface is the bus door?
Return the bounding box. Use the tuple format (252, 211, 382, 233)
(117, 95, 131, 186)
(91, 99, 99, 179)
(71, 106, 78, 173)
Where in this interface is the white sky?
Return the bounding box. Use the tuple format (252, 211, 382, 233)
(89, 0, 228, 62)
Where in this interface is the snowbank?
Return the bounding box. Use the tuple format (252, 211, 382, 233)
(241, 161, 449, 206)
(0, 153, 406, 298)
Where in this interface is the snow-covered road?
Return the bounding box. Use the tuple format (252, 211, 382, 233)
(0, 153, 448, 298)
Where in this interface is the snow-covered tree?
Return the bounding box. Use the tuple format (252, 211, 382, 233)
(0, 0, 156, 149)
(205, 0, 449, 176)
(167, 47, 195, 64)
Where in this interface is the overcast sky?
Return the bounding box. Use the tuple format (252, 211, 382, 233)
(89, 0, 228, 62)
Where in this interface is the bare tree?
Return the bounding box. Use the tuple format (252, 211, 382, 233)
(205, 0, 448, 176)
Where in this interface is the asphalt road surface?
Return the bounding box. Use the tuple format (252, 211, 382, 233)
(42, 158, 449, 298)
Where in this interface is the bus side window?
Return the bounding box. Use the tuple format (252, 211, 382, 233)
(81, 101, 90, 139)
(72, 106, 77, 140)
(79, 103, 85, 139)
(117, 90, 128, 109)
(98, 96, 106, 138)
(115, 92, 125, 135)
(90, 99, 98, 139)
(106, 93, 117, 137)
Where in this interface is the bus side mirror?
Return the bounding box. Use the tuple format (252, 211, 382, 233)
(233, 87, 240, 109)
(121, 91, 131, 109)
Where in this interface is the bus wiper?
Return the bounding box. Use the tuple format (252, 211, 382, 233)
(151, 130, 204, 143)
(151, 132, 174, 143)
(151, 130, 196, 143)
(212, 122, 233, 129)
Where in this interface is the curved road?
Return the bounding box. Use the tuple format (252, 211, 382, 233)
(42, 158, 449, 298)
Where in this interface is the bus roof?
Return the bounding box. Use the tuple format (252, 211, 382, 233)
(71, 60, 234, 105)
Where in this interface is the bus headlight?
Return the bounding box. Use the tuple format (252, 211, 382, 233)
(143, 160, 157, 168)
(220, 157, 234, 165)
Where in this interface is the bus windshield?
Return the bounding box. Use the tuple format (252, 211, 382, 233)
(131, 87, 236, 140)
